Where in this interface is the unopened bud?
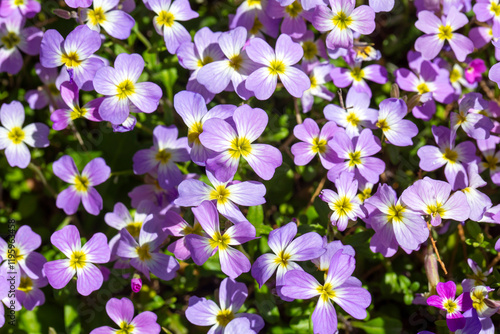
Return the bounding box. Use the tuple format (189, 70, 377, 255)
(131, 274, 142, 293)
(52, 9, 72, 19)
(390, 84, 400, 99)
(406, 94, 421, 113)
(425, 251, 439, 289)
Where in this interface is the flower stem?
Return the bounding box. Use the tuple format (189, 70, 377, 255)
(427, 221, 448, 275)
(28, 162, 57, 198)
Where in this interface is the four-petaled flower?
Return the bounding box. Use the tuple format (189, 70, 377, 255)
(427, 281, 466, 332)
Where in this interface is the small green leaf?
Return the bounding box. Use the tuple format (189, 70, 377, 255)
(351, 316, 403, 334)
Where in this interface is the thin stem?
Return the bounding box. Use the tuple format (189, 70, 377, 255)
(294, 98, 302, 124)
(307, 174, 327, 208)
(134, 25, 152, 50)
(70, 123, 87, 151)
(110, 170, 134, 177)
(427, 221, 448, 275)
(135, 121, 154, 135)
(28, 163, 57, 198)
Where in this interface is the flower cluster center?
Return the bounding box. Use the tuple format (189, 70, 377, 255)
(274, 250, 291, 267)
(88, 7, 107, 25)
(126, 222, 142, 238)
(437, 25, 453, 40)
(348, 151, 362, 167)
(387, 204, 405, 224)
(302, 41, 317, 60)
(229, 137, 252, 158)
(18, 276, 33, 292)
(74, 175, 90, 192)
(70, 106, 87, 120)
(8, 126, 25, 144)
(311, 137, 327, 154)
(332, 11, 352, 30)
(157, 11, 175, 27)
(285, 1, 302, 18)
(116, 80, 135, 100)
(69, 250, 87, 270)
(333, 196, 352, 217)
(443, 298, 458, 314)
(117, 321, 135, 334)
(1, 31, 20, 49)
(317, 282, 336, 302)
(136, 244, 152, 261)
(268, 59, 286, 75)
(61, 51, 82, 68)
(442, 147, 458, 163)
(188, 121, 203, 144)
(376, 118, 390, 131)
(228, 54, 243, 71)
(209, 231, 230, 250)
(156, 149, 172, 164)
(216, 309, 235, 327)
(350, 67, 365, 81)
(209, 185, 231, 205)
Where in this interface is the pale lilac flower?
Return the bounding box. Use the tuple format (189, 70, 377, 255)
(376, 98, 418, 147)
(93, 53, 162, 125)
(462, 259, 492, 293)
(186, 278, 264, 334)
(185, 201, 256, 278)
(16, 271, 48, 311)
(427, 281, 466, 332)
(369, 0, 394, 12)
(312, 237, 355, 272)
(230, 0, 280, 39)
(65, 0, 92, 8)
(453, 93, 493, 140)
(82, 0, 135, 40)
(163, 210, 203, 260)
(460, 163, 492, 221)
(53, 155, 111, 215)
(477, 135, 500, 185)
(128, 173, 180, 208)
(473, 0, 500, 37)
(0, 0, 40, 17)
(0, 100, 49, 169)
(301, 62, 335, 113)
(200, 105, 282, 182)
(245, 34, 310, 100)
(294, 30, 328, 72)
(267, 0, 312, 38)
(44, 225, 110, 296)
(25, 63, 68, 111)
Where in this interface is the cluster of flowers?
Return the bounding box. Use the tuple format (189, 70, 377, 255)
(0, 0, 500, 333)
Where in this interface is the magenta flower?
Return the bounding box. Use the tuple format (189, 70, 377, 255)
(452, 93, 493, 140)
(93, 53, 162, 125)
(132, 125, 190, 188)
(185, 201, 256, 278)
(427, 281, 466, 332)
(50, 81, 103, 131)
(186, 278, 264, 334)
(245, 34, 310, 100)
(417, 126, 477, 189)
(53, 155, 111, 215)
(40, 25, 104, 90)
(0, 15, 42, 75)
(163, 210, 203, 260)
(25, 63, 68, 111)
(301, 62, 335, 113)
(252, 222, 325, 289)
(415, 7, 473, 62)
(312, 0, 375, 49)
(327, 128, 385, 184)
(0, 100, 50, 169)
(465, 59, 487, 84)
(281, 249, 371, 334)
(82, 0, 135, 40)
(117, 218, 179, 281)
(131, 275, 142, 293)
(200, 104, 282, 182)
(365, 184, 429, 257)
(44, 225, 110, 296)
(0, 0, 40, 17)
(65, 0, 92, 8)
(148, 0, 198, 53)
(376, 98, 418, 147)
(400, 177, 470, 226)
(90, 297, 161, 334)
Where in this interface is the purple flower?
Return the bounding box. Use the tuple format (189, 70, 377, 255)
(128, 173, 180, 208)
(148, 0, 199, 53)
(0, 0, 40, 18)
(245, 34, 310, 100)
(186, 278, 264, 334)
(252, 222, 325, 289)
(462, 259, 492, 293)
(173, 91, 235, 165)
(369, 0, 394, 12)
(65, 0, 92, 8)
(301, 62, 335, 113)
(93, 53, 162, 125)
(230, 0, 280, 39)
(417, 126, 477, 189)
(185, 201, 256, 278)
(477, 135, 500, 185)
(415, 7, 473, 62)
(200, 104, 282, 182)
(452, 93, 493, 140)
(465, 59, 487, 84)
(312, 0, 375, 49)
(89, 297, 161, 334)
(294, 30, 328, 72)
(320, 172, 365, 231)
(163, 210, 203, 260)
(40, 25, 104, 90)
(376, 98, 418, 146)
(281, 249, 371, 334)
(132, 125, 190, 188)
(44, 225, 110, 296)
(327, 128, 385, 184)
(400, 177, 470, 226)
(131, 275, 142, 293)
(312, 237, 355, 272)
(324, 88, 378, 138)
(0, 15, 42, 74)
(53, 155, 111, 215)
(105, 201, 154, 239)
(117, 217, 180, 281)
(16, 271, 48, 311)
(0, 100, 49, 169)
(473, 0, 500, 37)
(82, 0, 135, 40)
(460, 163, 492, 221)
(427, 281, 466, 332)
(267, 0, 312, 38)
(25, 63, 68, 111)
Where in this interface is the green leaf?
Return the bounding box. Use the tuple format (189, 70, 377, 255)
(466, 221, 482, 241)
(254, 282, 280, 324)
(351, 316, 403, 334)
(64, 301, 81, 334)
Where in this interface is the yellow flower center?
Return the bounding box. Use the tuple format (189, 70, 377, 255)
(183, 222, 203, 236)
(14, 0, 25, 5)
(88, 7, 106, 25)
(250, 17, 263, 35)
(228, 54, 243, 71)
(157, 11, 175, 27)
(317, 283, 336, 302)
(126, 222, 142, 238)
(155, 149, 172, 164)
(387, 204, 405, 223)
(48, 83, 60, 95)
(437, 25, 453, 40)
(116, 80, 135, 100)
(348, 151, 362, 167)
(188, 121, 203, 145)
(442, 147, 458, 163)
(471, 288, 489, 313)
(228, 137, 252, 159)
(358, 187, 372, 202)
(302, 40, 318, 60)
(443, 299, 458, 313)
(376, 119, 390, 131)
(456, 111, 468, 125)
(1, 31, 20, 49)
(216, 309, 235, 327)
(209, 185, 231, 205)
(346, 111, 360, 126)
(285, 1, 302, 18)
(247, 0, 261, 6)
(116, 321, 135, 334)
(311, 137, 327, 154)
(333, 196, 352, 217)
(74, 175, 90, 192)
(7, 127, 25, 144)
(61, 51, 82, 68)
(136, 244, 152, 261)
(268, 59, 286, 75)
(427, 202, 445, 217)
(483, 155, 498, 170)
(274, 250, 291, 267)
(416, 82, 430, 94)
(70, 106, 87, 120)
(7, 247, 24, 265)
(491, 1, 500, 16)
(350, 67, 365, 81)
(309, 75, 318, 89)
(18, 276, 33, 292)
(332, 11, 352, 30)
(209, 231, 231, 251)
(450, 68, 461, 83)
(197, 55, 214, 68)
(69, 250, 87, 270)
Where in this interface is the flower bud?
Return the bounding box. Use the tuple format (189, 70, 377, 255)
(425, 251, 439, 289)
(131, 274, 142, 293)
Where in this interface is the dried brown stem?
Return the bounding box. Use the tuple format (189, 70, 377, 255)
(427, 221, 448, 275)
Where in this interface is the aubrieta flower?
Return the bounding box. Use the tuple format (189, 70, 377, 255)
(460, 163, 492, 221)
(312, 0, 375, 49)
(267, 0, 311, 39)
(462, 259, 492, 293)
(473, 0, 500, 37)
(16, 271, 48, 311)
(0, 100, 49, 169)
(251, 222, 325, 288)
(0, 0, 40, 18)
(200, 104, 282, 182)
(400, 177, 470, 226)
(376, 98, 418, 147)
(427, 281, 466, 332)
(327, 128, 385, 184)
(295, 30, 328, 72)
(0, 15, 42, 75)
(245, 34, 310, 100)
(148, 0, 199, 54)
(185, 201, 256, 278)
(82, 0, 136, 40)
(417, 126, 477, 189)
(312, 237, 355, 272)
(25, 63, 67, 111)
(44, 225, 110, 296)
(230, 0, 279, 39)
(477, 135, 500, 185)
(163, 210, 203, 260)
(117, 218, 180, 281)
(175, 170, 266, 224)
(281, 249, 371, 334)
(467, 286, 499, 321)
(320, 172, 365, 231)
(50, 81, 103, 131)
(65, 0, 92, 8)
(128, 173, 180, 208)
(365, 184, 429, 257)
(132, 125, 190, 188)
(93, 53, 163, 125)
(53, 155, 111, 215)
(452, 93, 493, 140)
(89, 297, 161, 334)
(291, 118, 340, 169)
(40, 25, 104, 90)
(186, 278, 264, 334)
(301, 62, 335, 113)
(414, 7, 474, 62)
(324, 88, 378, 138)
